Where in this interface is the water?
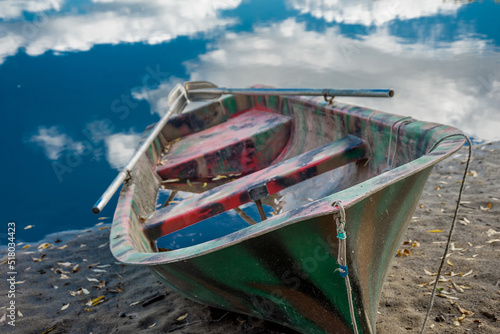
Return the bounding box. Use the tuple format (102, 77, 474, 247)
(1, 0, 499, 243)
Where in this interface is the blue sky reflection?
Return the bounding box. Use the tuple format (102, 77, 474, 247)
(0, 0, 498, 242)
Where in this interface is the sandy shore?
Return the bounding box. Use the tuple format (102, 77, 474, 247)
(1, 142, 499, 334)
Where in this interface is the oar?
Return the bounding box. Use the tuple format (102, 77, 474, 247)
(91, 84, 188, 214)
(184, 81, 394, 101)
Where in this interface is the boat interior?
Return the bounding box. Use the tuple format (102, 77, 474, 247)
(140, 94, 436, 251)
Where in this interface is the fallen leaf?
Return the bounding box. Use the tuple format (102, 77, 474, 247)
(57, 245, 68, 250)
(17, 310, 23, 317)
(176, 313, 188, 321)
(24, 225, 34, 230)
(98, 226, 108, 231)
(487, 229, 500, 237)
(437, 294, 459, 300)
(451, 281, 465, 293)
(455, 303, 473, 315)
(428, 229, 442, 233)
(57, 262, 73, 267)
(467, 170, 478, 177)
(148, 323, 157, 328)
(98, 217, 110, 220)
(480, 203, 492, 211)
(72, 264, 79, 273)
(424, 269, 437, 276)
(38, 243, 53, 250)
(129, 301, 140, 306)
(98, 242, 108, 249)
(93, 281, 106, 289)
(61, 303, 70, 311)
(60, 274, 70, 279)
(41, 325, 57, 334)
(447, 260, 454, 266)
(86, 277, 99, 282)
(461, 270, 473, 277)
(486, 239, 500, 244)
(21, 245, 31, 250)
(86, 296, 106, 307)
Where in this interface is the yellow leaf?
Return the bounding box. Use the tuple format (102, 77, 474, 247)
(22, 245, 31, 250)
(61, 303, 70, 311)
(98, 226, 108, 231)
(428, 229, 442, 233)
(38, 243, 53, 250)
(41, 326, 57, 334)
(24, 225, 34, 230)
(176, 313, 188, 321)
(467, 170, 478, 177)
(87, 296, 106, 307)
(447, 260, 454, 266)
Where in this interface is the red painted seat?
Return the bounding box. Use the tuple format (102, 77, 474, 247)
(144, 135, 367, 240)
(157, 110, 292, 181)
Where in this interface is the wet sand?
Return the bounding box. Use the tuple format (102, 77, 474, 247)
(1, 142, 499, 333)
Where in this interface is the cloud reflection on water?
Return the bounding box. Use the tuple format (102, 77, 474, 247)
(289, 0, 464, 25)
(187, 18, 500, 140)
(0, 0, 240, 64)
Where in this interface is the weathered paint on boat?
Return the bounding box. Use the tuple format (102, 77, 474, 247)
(109, 92, 465, 333)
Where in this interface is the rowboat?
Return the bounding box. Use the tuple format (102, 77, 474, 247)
(93, 82, 466, 333)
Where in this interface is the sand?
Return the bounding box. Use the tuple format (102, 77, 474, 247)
(1, 142, 499, 334)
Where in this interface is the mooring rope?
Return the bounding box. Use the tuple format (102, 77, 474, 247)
(384, 117, 412, 172)
(332, 200, 359, 334)
(419, 133, 472, 334)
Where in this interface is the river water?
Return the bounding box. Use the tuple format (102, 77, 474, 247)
(1, 0, 498, 242)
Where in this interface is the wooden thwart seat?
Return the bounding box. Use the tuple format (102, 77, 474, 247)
(144, 135, 367, 240)
(157, 110, 292, 181)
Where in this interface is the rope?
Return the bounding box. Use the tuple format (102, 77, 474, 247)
(332, 201, 359, 334)
(419, 134, 472, 334)
(384, 117, 412, 172)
